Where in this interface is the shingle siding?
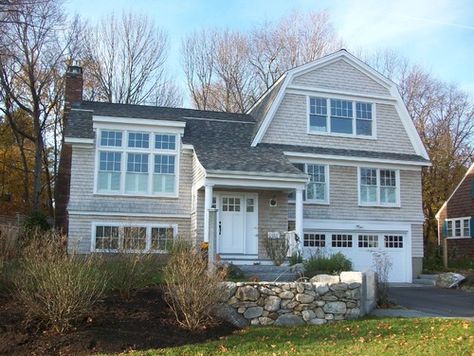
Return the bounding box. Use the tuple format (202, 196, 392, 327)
(411, 224, 424, 258)
(261, 93, 416, 155)
(291, 59, 391, 96)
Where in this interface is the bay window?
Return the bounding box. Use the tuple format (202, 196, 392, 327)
(308, 96, 374, 137)
(359, 167, 399, 206)
(96, 129, 179, 196)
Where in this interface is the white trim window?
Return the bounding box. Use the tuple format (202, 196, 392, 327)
(96, 129, 179, 197)
(359, 167, 399, 207)
(445, 217, 471, 238)
(308, 97, 374, 137)
(289, 163, 329, 204)
(92, 222, 177, 253)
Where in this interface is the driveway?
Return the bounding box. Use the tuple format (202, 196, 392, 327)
(388, 286, 474, 318)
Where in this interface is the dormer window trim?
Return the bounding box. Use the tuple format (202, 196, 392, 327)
(306, 95, 377, 139)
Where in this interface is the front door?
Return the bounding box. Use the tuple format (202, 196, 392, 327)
(219, 195, 245, 254)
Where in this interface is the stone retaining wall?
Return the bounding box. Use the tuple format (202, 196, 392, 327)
(218, 271, 375, 327)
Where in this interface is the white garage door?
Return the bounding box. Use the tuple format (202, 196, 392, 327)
(302, 231, 411, 282)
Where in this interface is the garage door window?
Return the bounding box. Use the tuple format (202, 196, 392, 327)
(331, 234, 352, 247)
(358, 235, 379, 248)
(384, 235, 403, 248)
(304, 233, 326, 247)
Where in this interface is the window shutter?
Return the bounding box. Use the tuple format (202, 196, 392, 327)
(471, 180, 474, 197)
(442, 221, 448, 238)
(470, 218, 474, 237)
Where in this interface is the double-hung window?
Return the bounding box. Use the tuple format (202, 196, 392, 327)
(308, 97, 374, 137)
(289, 163, 329, 204)
(359, 167, 399, 206)
(96, 129, 179, 196)
(445, 217, 471, 238)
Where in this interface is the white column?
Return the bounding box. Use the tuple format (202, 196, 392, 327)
(203, 184, 214, 243)
(295, 187, 304, 251)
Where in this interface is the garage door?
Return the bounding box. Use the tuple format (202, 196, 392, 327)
(302, 231, 410, 282)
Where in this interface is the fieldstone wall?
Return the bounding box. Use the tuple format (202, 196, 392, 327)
(218, 271, 375, 327)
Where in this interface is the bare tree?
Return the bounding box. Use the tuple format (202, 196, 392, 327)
(366, 50, 474, 247)
(181, 10, 342, 112)
(83, 12, 181, 107)
(0, 0, 79, 213)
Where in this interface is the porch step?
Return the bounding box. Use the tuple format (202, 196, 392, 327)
(238, 265, 301, 282)
(414, 274, 438, 286)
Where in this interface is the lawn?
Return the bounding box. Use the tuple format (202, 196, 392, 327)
(133, 318, 473, 355)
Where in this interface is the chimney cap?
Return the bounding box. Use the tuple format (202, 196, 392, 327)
(67, 65, 82, 75)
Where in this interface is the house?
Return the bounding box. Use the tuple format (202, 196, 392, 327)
(436, 163, 474, 265)
(57, 50, 430, 283)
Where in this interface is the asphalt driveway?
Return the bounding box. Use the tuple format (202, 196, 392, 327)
(388, 286, 474, 318)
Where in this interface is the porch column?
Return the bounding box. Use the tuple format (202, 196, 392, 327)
(204, 183, 214, 243)
(295, 187, 304, 251)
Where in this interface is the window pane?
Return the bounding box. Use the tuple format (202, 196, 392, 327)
(463, 219, 470, 236)
(356, 102, 372, 119)
(358, 235, 379, 248)
(98, 152, 121, 192)
(455, 220, 461, 236)
(380, 187, 396, 203)
(360, 168, 377, 203)
(331, 99, 353, 118)
(95, 225, 119, 250)
(310, 97, 327, 115)
(246, 198, 254, 212)
(306, 165, 326, 201)
(356, 119, 372, 136)
(303, 233, 326, 247)
(123, 227, 147, 250)
(447, 221, 453, 237)
(125, 173, 148, 193)
(151, 227, 174, 251)
(331, 117, 353, 134)
(331, 234, 352, 247)
(384, 235, 403, 248)
(128, 132, 149, 148)
(127, 153, 148, 173)
(310, 115, 327, 132)
(100, 131, 122, 147)
(155, 134, 176, 150)
(154, 155, 175, 174)
(100, 151, 121, 172)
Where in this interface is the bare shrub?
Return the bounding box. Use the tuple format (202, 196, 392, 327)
(102, 252, 162, 300)
(0, 225, 20, 293)
(263, 234, 289, 266)
(14, 230, 107, 333)
(163, 245, 225, 330)
(371, 251, 393, 307)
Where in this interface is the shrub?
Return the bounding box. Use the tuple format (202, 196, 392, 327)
(14, 231, 107, 333)
(21, 212, 50, 232)
(371, 250, 393, 307)
(304, 251, 352, 278)
(163, 247, 225, 330)
(289, 251, 303, 266)
(263, 235, 289, 266)
(102, 252, 162, 300)
(0, 225, 20, 294)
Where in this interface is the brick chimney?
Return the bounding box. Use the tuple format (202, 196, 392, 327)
(55, 64, 83, 231)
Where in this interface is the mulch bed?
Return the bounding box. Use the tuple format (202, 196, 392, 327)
(0, 287, 236, 355)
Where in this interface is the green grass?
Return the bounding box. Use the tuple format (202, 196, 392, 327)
(131, 318, 473, 355)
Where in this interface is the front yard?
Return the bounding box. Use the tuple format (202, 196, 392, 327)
(140, 318, 473, 355)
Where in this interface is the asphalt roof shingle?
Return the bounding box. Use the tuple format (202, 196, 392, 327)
(64, 100, 429, 176)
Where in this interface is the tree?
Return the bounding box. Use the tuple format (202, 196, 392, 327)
(0, 0, 79, 214)
(182, 10, 342, 112)
(83, 12, 182, 107)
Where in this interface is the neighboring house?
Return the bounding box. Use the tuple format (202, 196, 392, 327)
(436, 163, 474, 264)
(57, 50, 430, 282)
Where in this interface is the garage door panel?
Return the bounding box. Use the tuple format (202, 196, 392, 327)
(302, 231, 409, 282)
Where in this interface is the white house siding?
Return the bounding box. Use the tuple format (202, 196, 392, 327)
(191, 154, 206, 242)
(261, 93, 416, 155)
(68, 214, 191, 254)
(291, 59, 391, 97)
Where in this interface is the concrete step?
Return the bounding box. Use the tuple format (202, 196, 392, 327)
(418, 274, 439, 280)
(414, 278, 437, 286)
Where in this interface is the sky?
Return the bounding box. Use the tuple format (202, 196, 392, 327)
(65, 0, 474, 106)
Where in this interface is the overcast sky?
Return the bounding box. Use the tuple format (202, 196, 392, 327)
(66, 0, 474, 106)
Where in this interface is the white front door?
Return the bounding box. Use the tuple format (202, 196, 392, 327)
(217, 193, 258, 255)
